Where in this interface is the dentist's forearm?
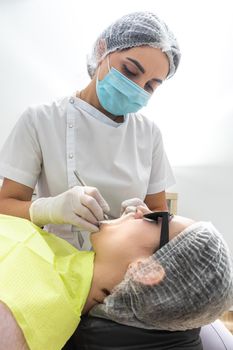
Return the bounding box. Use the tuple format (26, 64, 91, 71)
(0, 197, 32, 220)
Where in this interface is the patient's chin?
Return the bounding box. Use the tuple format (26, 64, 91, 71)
(0, 301, 29, 350)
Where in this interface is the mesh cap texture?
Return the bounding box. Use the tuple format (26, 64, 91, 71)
(87, 11, 181, 80)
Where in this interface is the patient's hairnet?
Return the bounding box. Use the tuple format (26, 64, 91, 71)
(90, 222, 233, 331)
(87, 11, 181, 80)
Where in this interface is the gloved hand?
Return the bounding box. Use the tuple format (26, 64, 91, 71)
(29, 186, 110, 232)
(120, 198, 151, 216)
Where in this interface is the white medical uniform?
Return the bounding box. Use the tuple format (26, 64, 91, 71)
(0, 95, 175, 249)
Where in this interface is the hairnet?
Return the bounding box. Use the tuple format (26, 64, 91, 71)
(87, 11, 181, 80)
(90, 222, 233, 331)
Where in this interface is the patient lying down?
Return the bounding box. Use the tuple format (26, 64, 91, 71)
(0, 209, 232, 350)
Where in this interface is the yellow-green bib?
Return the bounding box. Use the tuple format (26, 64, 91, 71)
(0, 214, 94, 350)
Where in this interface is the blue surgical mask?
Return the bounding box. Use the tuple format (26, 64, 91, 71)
(96, 57, 151, 116)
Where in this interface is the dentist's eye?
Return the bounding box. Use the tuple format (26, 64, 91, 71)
(122, 64, 137, 77)
(145, 82, 154, 94)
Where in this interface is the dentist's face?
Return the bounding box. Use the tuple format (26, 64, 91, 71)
(97, 46, 169, 94)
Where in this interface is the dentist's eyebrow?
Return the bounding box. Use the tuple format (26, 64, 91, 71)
(126, 57, 163, 84)
(126, 57, 145, 73)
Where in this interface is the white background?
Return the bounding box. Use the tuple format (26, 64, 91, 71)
(0, 0, 233, 250)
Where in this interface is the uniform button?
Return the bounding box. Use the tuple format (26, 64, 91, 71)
(69, 123, 73, 128)
(69, 97, 74, 104)
(69, 153, 74, 159)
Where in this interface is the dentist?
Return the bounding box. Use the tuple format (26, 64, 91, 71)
(0, 11, 180, 250)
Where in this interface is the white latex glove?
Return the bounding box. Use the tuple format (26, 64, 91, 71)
(29, 186, 110, 232)
(120, 198, 151, 216)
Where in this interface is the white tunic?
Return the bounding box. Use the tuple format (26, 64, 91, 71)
(0, 95, 175, 249)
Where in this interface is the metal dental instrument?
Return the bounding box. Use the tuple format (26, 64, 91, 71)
(73, 170, 87, 187)
(73, 170, 109, 220)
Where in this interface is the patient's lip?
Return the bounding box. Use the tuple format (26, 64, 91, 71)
(98, 212, 136, 226)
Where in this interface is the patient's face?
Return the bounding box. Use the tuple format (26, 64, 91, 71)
(84, 212, 167, 313)
(86, 212, 195, 311)
(91, 211, 162, 263)
(91, 212, 195, 265)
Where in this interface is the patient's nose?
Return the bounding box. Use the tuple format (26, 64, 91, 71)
(134, 208, 145, 219)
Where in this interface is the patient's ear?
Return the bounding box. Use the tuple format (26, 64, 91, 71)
(127, 259, 165, 286)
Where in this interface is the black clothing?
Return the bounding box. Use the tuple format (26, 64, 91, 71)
(63, 315, 203, 350)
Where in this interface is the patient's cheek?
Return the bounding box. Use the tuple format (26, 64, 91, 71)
(0, 301, 29, 349)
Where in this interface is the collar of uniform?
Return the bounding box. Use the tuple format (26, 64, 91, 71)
(69, 95, 128, 128)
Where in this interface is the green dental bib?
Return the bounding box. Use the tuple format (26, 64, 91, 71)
(0, 214, 94, 350)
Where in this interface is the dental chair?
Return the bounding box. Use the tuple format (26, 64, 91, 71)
(200, 319, 233, 349)
(63, 318, 233, 350)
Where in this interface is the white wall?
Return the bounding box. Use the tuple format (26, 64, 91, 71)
(168, 166, 233, 253)
(0, 0, 233, 249)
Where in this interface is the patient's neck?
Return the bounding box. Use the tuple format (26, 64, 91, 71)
(82, 256, 127, 315)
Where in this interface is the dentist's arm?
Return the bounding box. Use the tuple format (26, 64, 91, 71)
(0, 178, 33, 220)
(0, 178, 109, 232)
(120, 191, 168, 216)
(144, 191, 168, 211)
(29, 185, 109, 232)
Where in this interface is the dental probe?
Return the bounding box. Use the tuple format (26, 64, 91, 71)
(73, 170, 86, 187)
(73, 170, 109, 220)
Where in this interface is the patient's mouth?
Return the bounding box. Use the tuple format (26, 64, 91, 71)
(98, 212, 136, 226)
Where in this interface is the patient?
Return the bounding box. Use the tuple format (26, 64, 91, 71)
(0, 210, 232, 350)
